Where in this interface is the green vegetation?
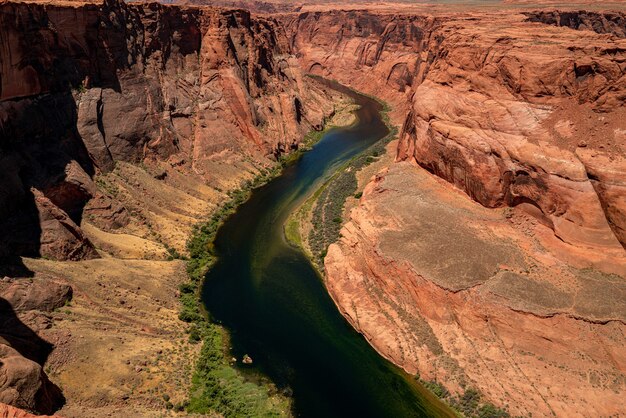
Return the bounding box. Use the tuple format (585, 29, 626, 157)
(165, 245, 185, 261)
(179, 116, 343, 416)
(285, 76, 400, 270)
(307, 120, 398, 267)
(71, 81, 87, 94)
(95, 176, 119, 198)
(179, 165, 289, 416)
(418, 379, 510, 418)
(284, 212, 303, 248)
(187, 323, 288, 416)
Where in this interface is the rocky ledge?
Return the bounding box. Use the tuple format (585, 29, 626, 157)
(1, 1, 625, 416)
(287, 8, 626, 417)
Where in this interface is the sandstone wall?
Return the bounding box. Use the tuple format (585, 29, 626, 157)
(283, 10, 626, 252)
(281, 11, 441, 124)
(283, 9, 626, 416)
(525, 10, 626, 37)
(0, 0, 336, 261)
(2, 3, 625, 415)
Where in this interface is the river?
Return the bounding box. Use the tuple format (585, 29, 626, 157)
(201, 80, 452, 417)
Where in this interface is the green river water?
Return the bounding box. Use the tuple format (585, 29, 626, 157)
(201, 81, 453, 417)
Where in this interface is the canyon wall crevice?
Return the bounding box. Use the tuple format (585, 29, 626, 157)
(282, 8, 626, 417)
(0, 0, 338, 262)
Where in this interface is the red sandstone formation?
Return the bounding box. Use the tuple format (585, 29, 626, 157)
(0, 402, 60, 418)
(283, 7, 626, 417)
(283, 10, 626, 255)
(1, 0, 625, 416)
(0, 0, 337, 261)
(0, 0, 340, 413)
(0, 277, 70, 414)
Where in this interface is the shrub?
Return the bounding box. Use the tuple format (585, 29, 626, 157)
(478, 403, 510, 418)
(417, 378, 509, 418)
(179, 282, 195, 294)
(188, 325, 202, 343)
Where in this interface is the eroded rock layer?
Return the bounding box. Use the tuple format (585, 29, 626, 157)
(0, 0, 337, 261)
(1, 1, 625, 416)
(280, 8, 626, 417)
(326, 161, 625, 417)
(282, 9, 626, 252)
(0, 0, 343, 414)
(0, 276, 70, 414)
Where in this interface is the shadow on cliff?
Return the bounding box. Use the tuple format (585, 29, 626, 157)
(0, 297, 66, 413)
(0, 298, 54, 364)
(0, 91, 96, 262)
(0, 0, 143, 263)
(0, 257, 35, 278)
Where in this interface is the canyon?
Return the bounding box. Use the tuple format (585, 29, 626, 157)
(0, 0, 625, 417)
(286, 7, 626, 418)
(0, 0, 346, 415)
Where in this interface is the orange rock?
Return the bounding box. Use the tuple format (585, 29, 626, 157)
(0, 0, 339, 260)
(0, 402, 60, 417)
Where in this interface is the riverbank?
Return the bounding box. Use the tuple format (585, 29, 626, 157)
(282, 92, 511, 418)
(8, 75, 355, 416)
(284, 93, 397, 271)
(197, 81, 456, 417)
(179, 96, 361, 416)
(322, 100, 625, 417)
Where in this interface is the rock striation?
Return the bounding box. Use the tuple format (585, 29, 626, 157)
(0, 0, 342, 414)
(525, 10, 626, 37)
(1, 1, 625, 416)
(282, 8, 626, 417)
(282, 9, 626, 252)
(0, 0, 337, 261)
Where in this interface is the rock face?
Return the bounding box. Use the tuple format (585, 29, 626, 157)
(283, 10, 626, 252)
(282, 7, 626, 417)
(326, 162, 626, 417)
(0, 403, 60, 418)
(525, 10, 626, 37)
(398, 18, 626, 253)
(282, 11, 437, 124)
(0, 0, 337, 261)
(0, 277, 70, 414)
(0, 402, 59, 418)
(1, 1, 625, 416)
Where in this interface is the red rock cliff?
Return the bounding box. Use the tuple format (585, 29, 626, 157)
(0, 0, 337, 261)
(2, 3, 625, 416)
(283, 8, 626, 417)
(282, 9, 626, 251)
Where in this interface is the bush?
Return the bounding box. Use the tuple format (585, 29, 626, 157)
(188, 324, 202, 343)
(478, 403, 510, 418)
(166, 246, 185, 260)
(179, 282, 195, 294)
(416, 377, 509, 418)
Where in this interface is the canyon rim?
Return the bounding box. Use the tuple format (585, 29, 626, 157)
(0, 0, 625, 417)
